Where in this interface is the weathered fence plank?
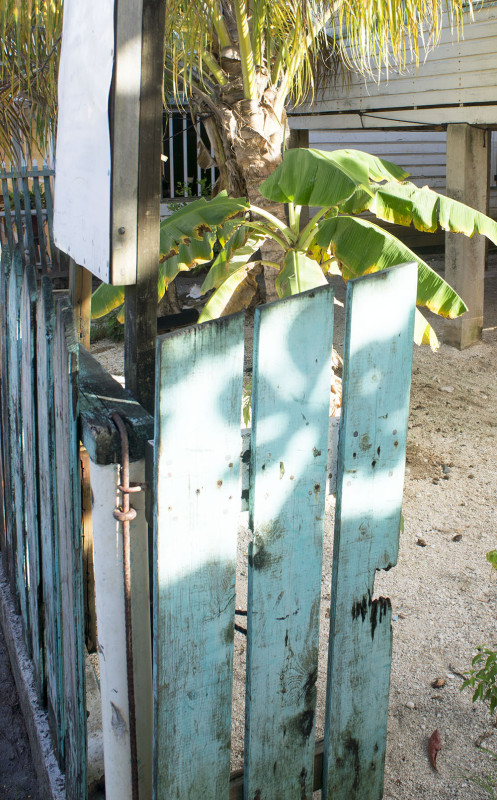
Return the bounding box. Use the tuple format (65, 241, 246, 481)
(0, 248, 13, 577)
(153, 314, 245, 799)
(244, 286, 335, 800)
(322, 263, 417, 800)
(7, 249, 30, 639)
(53, 299, 86, 797)
(20, 264, 44, 697)
(36, 275, 65, 762)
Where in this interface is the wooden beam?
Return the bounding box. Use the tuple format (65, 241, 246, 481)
(124, 0, 166, 412)
(288, 107, 497, 131)
(78, 345, 153, 465)
(69, 258, 92, 350)
(444, 124, 490, 348)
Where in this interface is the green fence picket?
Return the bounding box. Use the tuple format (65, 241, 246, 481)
(244, 286, 334, 800)
(323, 263, 417, 800)
(153, 314, 244, 799)
(20, 264, 44, 697)
(53, 299, 86, 797)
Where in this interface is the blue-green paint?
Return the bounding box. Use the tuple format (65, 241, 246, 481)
(7, 249, 30, 644)
(244, 286, 334, 800)
(0, 249, 14, 581)
(323, 263, 417, 800)
(37, 276, 65, 763)
(153, 314, 244, 800)
(53, 299, 87, 797)
(20, 264, 44, 698)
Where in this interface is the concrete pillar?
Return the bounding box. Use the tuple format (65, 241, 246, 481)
(444, 123, 490, 349)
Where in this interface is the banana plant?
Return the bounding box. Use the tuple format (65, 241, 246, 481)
(92, 147, 497, 348)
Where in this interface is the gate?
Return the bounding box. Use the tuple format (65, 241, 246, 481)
(152, 263, 417, 799)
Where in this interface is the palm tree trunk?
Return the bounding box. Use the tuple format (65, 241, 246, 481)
(197, 90, 290, 301)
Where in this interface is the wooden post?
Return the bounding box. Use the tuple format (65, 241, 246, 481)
(124, 0, 166, 413)
(444, 123, 490, 349)
(69, 258, 92, 350)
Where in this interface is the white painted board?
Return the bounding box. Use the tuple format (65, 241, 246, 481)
(54, 0, 114, 282)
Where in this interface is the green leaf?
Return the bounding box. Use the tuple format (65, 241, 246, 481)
(315, 216, 467, 320)
(260, 148, 408, 208)
(159, 191, 248, 262)
(201, 226, 264, 293)
(91, 282, 125, 319)
(414, 308, 440, 351)
(347, 181, 497, 244)
(486, 550, 497, 570)
(198, 263, 258, 323)
(275, 250, 328, 298)
(162, 229, 221, 288)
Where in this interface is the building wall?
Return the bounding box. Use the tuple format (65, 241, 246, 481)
(292, 4, 497, 129)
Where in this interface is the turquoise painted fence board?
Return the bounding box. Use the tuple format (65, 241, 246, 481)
(244, 286, 335, 800)
(154, 314, 245, 800)
(53, 299, 86, 796)
(20, 264, 44, 698)
(36, 275, 64, 762)
(0, 249, 13, 579)
(322, 264, 417, 800)
(7, 249, 30, 640)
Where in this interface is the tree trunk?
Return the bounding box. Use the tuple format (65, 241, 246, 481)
(193, 72, 290, 302)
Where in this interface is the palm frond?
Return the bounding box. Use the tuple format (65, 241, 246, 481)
(165, 0, 468, 110)
(0, 1, 61, 164)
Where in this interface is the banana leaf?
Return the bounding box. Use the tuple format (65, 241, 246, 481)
(201, 226, 265, 293)
(198, 263, 259, 322)
(339, 181, 497, 244)
(159, 192, 248, 260)
(415, 308, 440, 350)
(315, 216, 467, 322)
(91, 282, 125, 319)
(260, 148, 408, 208)
(162, 229, 220, 287)
(275, 250, 328, 297)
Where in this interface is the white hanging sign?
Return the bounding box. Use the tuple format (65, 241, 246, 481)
(54, 0, 143, 285)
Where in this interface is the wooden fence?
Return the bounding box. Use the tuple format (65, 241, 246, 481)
(0, 246, 86, 797)
(0, 162, 67, 279)
(0, 242, 417, 799)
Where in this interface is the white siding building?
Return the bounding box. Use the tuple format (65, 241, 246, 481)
(289, 2, 497, 347)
